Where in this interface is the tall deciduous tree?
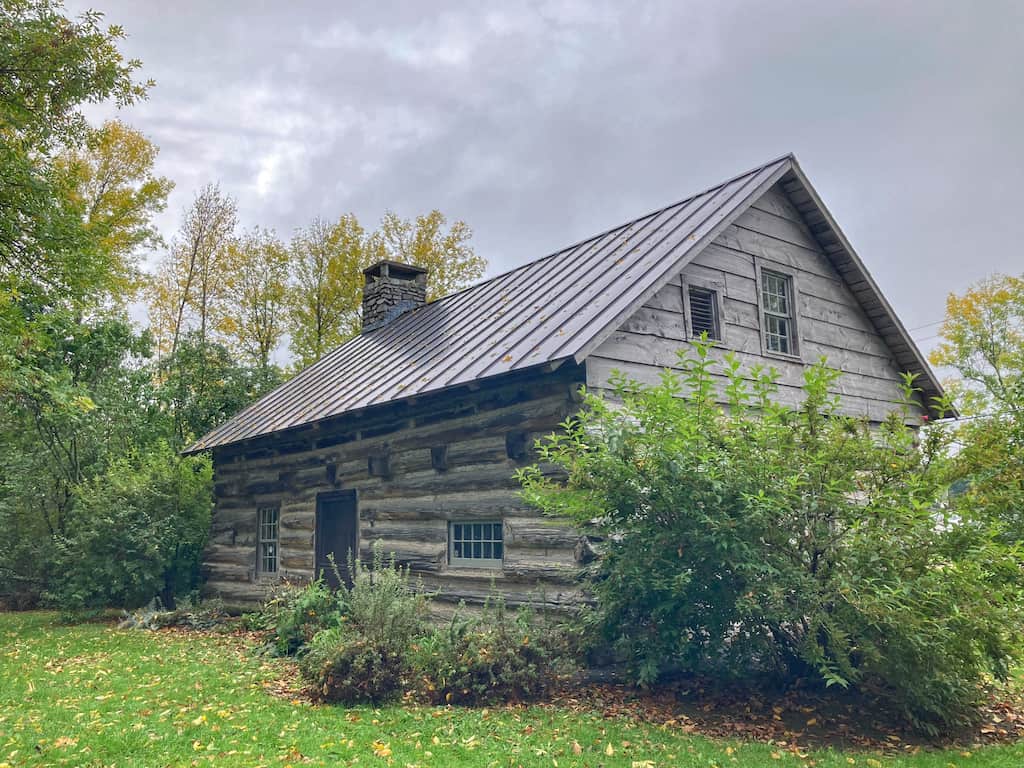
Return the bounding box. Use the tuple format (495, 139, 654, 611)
(147, 183, 237, 357)
(221, 227, 289, 370)
(0, 2, 149, 147)
(157, 332, 283, 445)
(286, 214, 369, 367)
(931, 274, 1023, 418)
(931, 273, 1024, 538)
(54, 119, 173, 297)
(0, 0, 149, 312)
(370, 210, 484, 300)
(0, 2, 171, 609)
(286, 210, 485, 366)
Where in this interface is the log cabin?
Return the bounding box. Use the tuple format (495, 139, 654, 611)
(185, 153, 947, 609)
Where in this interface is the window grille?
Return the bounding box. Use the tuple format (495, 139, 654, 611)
(761, 270, 795, 355)
(257, 506, 279, 575)
(449, 521, 503, 568)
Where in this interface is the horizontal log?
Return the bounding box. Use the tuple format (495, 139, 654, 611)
(208, 528, 237, 547)
(280, 553, 313, 570)
(359, 489, 535, 521)
(505, 519, 580, 549)
(364, 462, 521, 498)
(279, 532, 313, 548)
(360, 540, 448, 577)
(361, 519, 448, 544)
(204, 544, 255, 567)
(320, 361, 571, 434)
(215, 377, 579, 474)
(280, 514, 314, 532)
(503, 550, 580, 584)
(414, 572, 590, 608)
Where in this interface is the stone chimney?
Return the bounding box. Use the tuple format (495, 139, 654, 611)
(361, 260, 428, 332)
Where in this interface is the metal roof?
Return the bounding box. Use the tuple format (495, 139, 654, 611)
(186, 154, 946, 453)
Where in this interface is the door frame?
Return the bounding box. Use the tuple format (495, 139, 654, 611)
(314, 489, 359, 584)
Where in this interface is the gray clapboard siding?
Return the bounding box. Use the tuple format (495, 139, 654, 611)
(597, 330, 908, 401)
(586, 357, 907, 424)
(587, 182, 923, 423)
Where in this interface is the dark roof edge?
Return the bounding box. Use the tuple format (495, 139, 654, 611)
(181, 356, 576, 456)
(783, 157, 953, 418)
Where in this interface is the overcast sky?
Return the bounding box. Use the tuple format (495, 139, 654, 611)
(72, 0, 1023, 358)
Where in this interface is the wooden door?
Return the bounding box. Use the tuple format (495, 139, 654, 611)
(315, 490, 358, 588)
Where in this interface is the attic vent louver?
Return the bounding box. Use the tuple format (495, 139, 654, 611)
(688, 286, 720, 340)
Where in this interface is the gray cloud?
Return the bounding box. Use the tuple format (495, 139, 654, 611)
(72, 0, 1024, 357)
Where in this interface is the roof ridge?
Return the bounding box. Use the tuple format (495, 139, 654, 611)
(542, 152, 794, 260)
(379, 152, 796, 323)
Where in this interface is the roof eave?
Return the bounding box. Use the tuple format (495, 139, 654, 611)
(181, 356, 577, 456)
(782, 157, 954, 419)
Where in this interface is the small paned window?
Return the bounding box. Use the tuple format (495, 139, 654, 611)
(257, 506, 279, 575)
(449, 521, 503, 568)
(761, 270, 796, 355)
(687, 286, 720, 340)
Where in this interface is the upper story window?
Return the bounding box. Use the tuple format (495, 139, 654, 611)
(257, 506, 279, 575)
(449, 521, 503, 568)
(687, 285, 721, 340)
(760, 269, 797, 356)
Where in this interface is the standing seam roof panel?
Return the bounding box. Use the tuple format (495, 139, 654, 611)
(191, 153, 945, 453)
(445, 208, 677, 385)
(329, 227, 628, 411)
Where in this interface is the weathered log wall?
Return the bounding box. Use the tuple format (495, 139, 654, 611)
(588, 182, 925, 424)
(203, 363, 588, 608)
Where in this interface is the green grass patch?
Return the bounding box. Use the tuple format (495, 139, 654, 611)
(0, 611, 1022, 767)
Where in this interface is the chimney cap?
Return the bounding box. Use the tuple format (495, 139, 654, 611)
(363, 260, 428, 281)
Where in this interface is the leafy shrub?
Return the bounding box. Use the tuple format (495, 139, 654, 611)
(49, 443, 213, 618)
(300, 626, 408, 704)
(518, 341, 1024, 733)
(298, 543, 428, 703)
(414, 600, 571, 705)
(335, 545, 428, 647)
(268, 578, 339, 656)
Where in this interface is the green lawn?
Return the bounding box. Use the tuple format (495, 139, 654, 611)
(0, 612, 1021, 768)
